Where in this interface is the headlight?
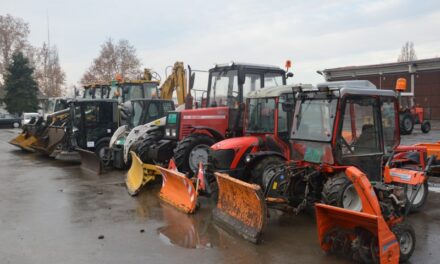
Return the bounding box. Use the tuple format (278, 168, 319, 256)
(245, 155, 252, 163)
(171, 129, 177, 137)
(165, 128, 171, 136)
(116, 138, 125, 145)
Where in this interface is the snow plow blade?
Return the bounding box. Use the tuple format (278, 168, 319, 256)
(125, 151, 160, 196)
(9, 132, 27, 147)
(77, 148, 102, 174)
(212, 172, 267, 244)
(315, 203, 400, 264)
(157, 165, 197, 214)
(17, 135, 37, 152)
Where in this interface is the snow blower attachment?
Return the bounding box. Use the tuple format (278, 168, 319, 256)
(125, 151, 161, 195)
(156, 161, 199, 213)
(77, 148, 103, 175)
(316, 166, 415, 264)
(212, 172, 267, 243)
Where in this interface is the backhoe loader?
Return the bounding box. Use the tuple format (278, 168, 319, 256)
(126, 61, 292, 195)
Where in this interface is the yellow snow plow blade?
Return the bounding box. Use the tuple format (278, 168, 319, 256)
(125, 151, 160, 196)
(157, 165, 198, 214)
(17, 135, 38, 152)
(77, 148, 103, 175)
(212, 172, 267, 243)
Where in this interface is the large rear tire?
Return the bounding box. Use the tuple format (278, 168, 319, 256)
(391, 221, 416, 262)
(174, 134, 216, 177)
(405, 181, 428, 213)
(400, 113, 414, 135)
(322, 173, 362, 212)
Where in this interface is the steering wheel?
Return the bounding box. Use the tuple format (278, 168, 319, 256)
(339, 137, 355, 154)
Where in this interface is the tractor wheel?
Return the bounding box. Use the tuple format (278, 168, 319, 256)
(322, 173, 362, 212)
(404, 181, 428, 213)
(421, 120, 431, 133)
(251, 156, 284, 186)
(95, 141, 111, 167)
(391, 221, 416, 262)
(174, 134, 216, 177)
(136, 129, 164, 163)
(400, 113, 414, 135)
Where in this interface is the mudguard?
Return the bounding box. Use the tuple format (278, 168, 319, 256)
(212, 172, 266, 243)
(125, 151, 159, 195)
(157, 165, 198, 213)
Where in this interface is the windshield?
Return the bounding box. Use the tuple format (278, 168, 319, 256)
(246, 98, 276, 133)
(143, 83, 158, 98)
(264, 73, 284, 87)
(292, 97, 338, 142)
(130, 101, 144, 128)
(43, 100, 56, 114)
(209, 70, 238, 108)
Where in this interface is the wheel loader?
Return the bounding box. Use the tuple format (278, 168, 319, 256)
(126, 61, 293, 195)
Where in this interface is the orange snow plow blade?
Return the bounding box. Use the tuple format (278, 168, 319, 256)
(157, 166, 198, 214)
(125, 151, 160, 195)
(414, 141, 440, 156)
(316, 203, 400, 264)
(212, 172, 267, 243)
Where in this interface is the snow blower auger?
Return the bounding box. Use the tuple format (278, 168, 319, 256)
(316, 166, 417, 264)
(125, 151, 161, 195)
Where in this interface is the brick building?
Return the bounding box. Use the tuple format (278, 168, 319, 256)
(322, 58, 440, 119)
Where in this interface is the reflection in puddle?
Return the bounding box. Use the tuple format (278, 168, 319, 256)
(157, 204, 212, 249)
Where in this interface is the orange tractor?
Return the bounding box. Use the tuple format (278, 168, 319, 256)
(158, 80, 437, 263)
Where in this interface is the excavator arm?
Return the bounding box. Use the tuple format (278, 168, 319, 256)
(159, 62, 188, 105)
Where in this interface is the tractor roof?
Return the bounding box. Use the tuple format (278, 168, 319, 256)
(247, 84, 314, 99)
(315, 80, 396, 98)
(211, 62, 285, 72)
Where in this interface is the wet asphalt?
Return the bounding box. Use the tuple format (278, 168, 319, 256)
(1, 126, 440, 264)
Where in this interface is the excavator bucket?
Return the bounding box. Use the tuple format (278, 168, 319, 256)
(125, 151, 160, 195)
(77, 148, 103, 174)
(315, 203, 400, 264)
(212, 172, 267, 244)
(157, 165, 198, 214)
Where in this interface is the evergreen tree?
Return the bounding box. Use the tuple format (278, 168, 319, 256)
(4, 52, 39, 115)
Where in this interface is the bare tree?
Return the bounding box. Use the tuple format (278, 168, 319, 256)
(0, 14, 30, 83)
(81, 38, 141, 84)
(34, 43, 66, 97)
(398, 41, 417, 62)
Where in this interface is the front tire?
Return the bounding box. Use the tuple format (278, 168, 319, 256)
(174, 134, 216, 177)
(95, 142, 111, 167)
(251, 156, 284, 186)
(136, 129, 164, 163)
(322, 173, 362, 212)
(421, 121, 431, 133)
(391, 222, 416, 262)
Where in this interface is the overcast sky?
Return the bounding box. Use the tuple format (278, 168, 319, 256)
(2, 0, 440, 88)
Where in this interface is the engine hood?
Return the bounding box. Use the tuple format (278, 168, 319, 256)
(211, 136, 261, 151)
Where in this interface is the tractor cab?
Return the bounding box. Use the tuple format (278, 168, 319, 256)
(291, 80, 399, 181)
(109, 71, 161, 103)
(82, 83, 111, 99)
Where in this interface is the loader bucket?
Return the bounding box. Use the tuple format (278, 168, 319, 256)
(315, 203, 400, 263)
(30, 127, 65, 155)
(18, 135, 38, 152)
(125, 151, 159, 196)
(212, 172, 266, 244)
(157, 166, 198, 214)
(77, 148, 102, 174)
(9, 132, 27, 147)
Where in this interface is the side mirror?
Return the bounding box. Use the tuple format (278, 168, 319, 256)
(286, 72, 294, 79)
(282, 102, 294, 112)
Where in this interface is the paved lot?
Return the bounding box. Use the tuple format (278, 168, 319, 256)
(1, 125, 440, 264)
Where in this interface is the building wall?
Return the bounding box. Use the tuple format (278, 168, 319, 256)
(330, 69, 440, 119)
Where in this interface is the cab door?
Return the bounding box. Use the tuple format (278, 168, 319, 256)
(336, 96, 384, 181)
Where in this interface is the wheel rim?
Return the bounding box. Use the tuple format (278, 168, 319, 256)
(406, 184, 425, 205)
(403, 118, 412, 131)
(98, 147, 111, 165)
(13, 122, 19, 128)
(342, 184, 362, 211)
(262, 165, 279, 190)
(188, 144, 210, 172)
(399, 231, 413, 255)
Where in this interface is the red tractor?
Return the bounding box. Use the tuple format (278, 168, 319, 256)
(396, 78, 431, 134)
(136, 62, 292, 175)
